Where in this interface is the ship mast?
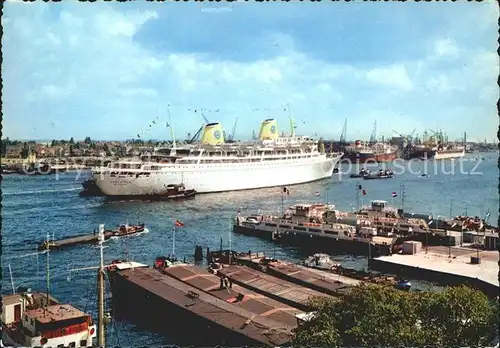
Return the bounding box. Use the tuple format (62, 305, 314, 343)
(45, 232, 50, 308)
(167, 107, 177, 149)
(97, 224, 105, 347)
(67, 224, 108, 347)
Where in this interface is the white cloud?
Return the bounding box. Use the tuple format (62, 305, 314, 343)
(426, 75, 464, 94)
(433, 38, 459, 58)
(118, 88, 159, 97)
(366, 65, 413, 91)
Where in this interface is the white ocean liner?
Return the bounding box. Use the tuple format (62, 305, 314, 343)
(92, 119, 343, 195)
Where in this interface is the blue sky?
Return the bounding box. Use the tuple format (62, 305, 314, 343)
(2, 1, 498, 142)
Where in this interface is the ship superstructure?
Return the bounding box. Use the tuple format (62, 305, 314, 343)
(92, 119, 343, 195)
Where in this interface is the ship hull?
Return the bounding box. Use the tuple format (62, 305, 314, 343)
(342, 152, 376, 163)
(92, 154, 341, 195)
(343, 151, 397, 163)
(374, 151, 398, 163)
(2, 324, 95, 348)
(433, 149, 465, 160)
(408, 149, 436, 160)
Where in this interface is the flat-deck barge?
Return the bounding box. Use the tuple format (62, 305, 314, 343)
(215, 264, 332, 311)
(210, 250, 358, 294)
(109, 264, 297, 346)
(157, 262, 304, 328)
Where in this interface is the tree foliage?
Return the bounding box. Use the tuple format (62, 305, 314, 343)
(293, 283, 498, 347)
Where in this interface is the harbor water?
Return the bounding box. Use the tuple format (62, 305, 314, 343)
(1, 153, 497, 346)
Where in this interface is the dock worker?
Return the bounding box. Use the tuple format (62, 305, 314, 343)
(223, 277, 229, 289)
(229, 278, 233, 288)
(219, 276, 224, 289)
(93, 229, 96, 236)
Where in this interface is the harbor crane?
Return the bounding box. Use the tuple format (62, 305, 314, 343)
(339, 118, 347, 144)
(227, 117, 238, 142)
(369, 120, 377, 145)
(188, 113, 211, 143)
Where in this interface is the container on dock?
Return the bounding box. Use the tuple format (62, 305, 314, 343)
(485, 234, 498, 250)
(402, 241, 422, 255)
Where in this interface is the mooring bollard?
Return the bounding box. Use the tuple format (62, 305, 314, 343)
(194, 245, 203, 261)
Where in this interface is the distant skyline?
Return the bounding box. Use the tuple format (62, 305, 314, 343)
(2, 1, 498, 142)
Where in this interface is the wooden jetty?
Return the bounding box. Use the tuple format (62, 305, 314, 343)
(215, 265, 330, 311)
(38, 233, 103, 251)
(159, 263, 304, 328)
(109, 266, 296, 347)
(37, 224, 146, 251)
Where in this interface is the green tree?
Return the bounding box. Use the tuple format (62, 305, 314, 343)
(20, 142, 29, 159)
(1, 138, 8, 156)
(294, 284, 498, 347)
(84, 136, 91, 144)
(69, 137, 75, 144)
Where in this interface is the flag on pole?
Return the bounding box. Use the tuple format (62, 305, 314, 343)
(392, 192, 398, 197)
(362, 189, 367, 196)
(174, 220, 184, 227)
(358, 185, 362, 190)
(282, 187, 290, 195)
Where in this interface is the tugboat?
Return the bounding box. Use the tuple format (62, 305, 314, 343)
(1, 289, 96, 347)
(2, 235, 96, 347)
(104, 184, 196, 201)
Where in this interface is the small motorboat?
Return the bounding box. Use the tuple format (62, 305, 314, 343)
(153, 255, 186, 270)
(394, 278, 412, 291)
(303, 253, 340, 270)
(1, 164, 17, 174)
(349, 168, 369, 178)
(363, 170, 394, 180)
(109, 223, 146, 237)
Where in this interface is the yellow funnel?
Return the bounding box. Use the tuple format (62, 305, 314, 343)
(201, 122, 225, 145)
(258, 119, 279, 140)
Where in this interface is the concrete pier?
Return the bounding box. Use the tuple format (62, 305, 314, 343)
(369, 246, 499, 297)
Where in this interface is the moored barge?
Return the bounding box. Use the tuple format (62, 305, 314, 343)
(233, 201, 401, 257)
(214, 264, 331, 311)
(108, 263, 296, 347)
(154, 261, 305, 328)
